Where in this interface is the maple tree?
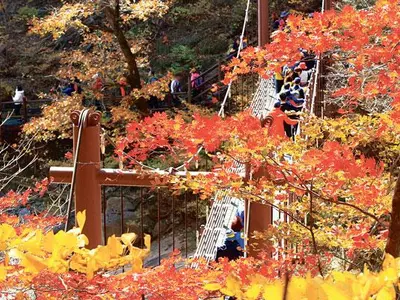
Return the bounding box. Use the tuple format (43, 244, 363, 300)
(19, 0, 172, 142)
(115, 0, 400, 271)
(30, 0, 169, 92)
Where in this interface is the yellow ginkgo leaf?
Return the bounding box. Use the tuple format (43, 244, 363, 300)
(245, 284, 262, 299)
(0, 265, 6, 282)
(376, 285, 395, 300)
(204, 283, 222, 291)
(121, 233, 137, 246)
(131, 256, 143, 272)
(107, 235, 123, 258)
(0, 224, 17, 250)
(263, 282, 284, 300)
(20, 253, 47, 274)
(42, 231, 55, 253)
(77, 210, 86, 230)
(144, 234, 151, 250)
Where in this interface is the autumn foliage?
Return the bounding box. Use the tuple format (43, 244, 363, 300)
(2, 0, 400, 298)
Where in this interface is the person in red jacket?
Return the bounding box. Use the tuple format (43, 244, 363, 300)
(119, 77, 127, 97)
(266, 102, 299, 139)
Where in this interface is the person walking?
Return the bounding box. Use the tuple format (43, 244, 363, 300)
(190, 68, 203, 99)
(292, 77, 305, 98)
(170, 73, 183, 106)
(216, 205, 245, 261)
(295, 62, 312, 86)
(267, 100, 298, 139)
(119, 77, 128, 97)
(12, 85, 25, 116)
(275, 68, 284, 94)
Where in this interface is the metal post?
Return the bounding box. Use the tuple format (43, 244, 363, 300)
(71, 110, 102, 249)
(247, 163, 273, 258)
(258, 0, 270, 47)
(324, 0, 332, 11)
(103, 186, 107, 243)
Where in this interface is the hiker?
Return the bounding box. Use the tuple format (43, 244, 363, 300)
(284, 69, 295, 84)
(148, 68, 158, 84)
(190, 68, 203, 99)
(227, 38, 240, 59)
(292, 77, 305, 98)
(92, 73, 103, 91)
(300, 50, 316, 70)
(272, 12, 280, 31)
(280, 82, 292, 94)
(216, 205, 245, 261)
(119, 77, 128, 97)
(267, 101, 298, 139)
(295, 62, 312, 86)
(275, 67, 284, 94)
(170, 73, 183, 106)
(280, 92, 303, 138)
(190, 68, 202, 89)
(279, 11, 290, 30)
(267, 95, 299, 139)
(12, 85, 24, 116)
(73, 77, 82, 94)
(62, 81, 75, 96)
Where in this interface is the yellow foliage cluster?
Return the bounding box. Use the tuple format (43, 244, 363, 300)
(30, 0, 171, 39)
(205, 254, 400, 299)
(30, 3, 95, 39)
(23, 95, 83, 141)
(0, 211, 150, 282)
(301, 114, 400, 154)
(120, 0, 171, 23)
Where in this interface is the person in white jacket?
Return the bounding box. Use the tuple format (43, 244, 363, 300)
(12, 86, 24, 116)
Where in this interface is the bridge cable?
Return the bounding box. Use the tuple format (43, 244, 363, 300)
(64, 109, 91, 231)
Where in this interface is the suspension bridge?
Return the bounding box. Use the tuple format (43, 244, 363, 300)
(0, 0, 330, 267)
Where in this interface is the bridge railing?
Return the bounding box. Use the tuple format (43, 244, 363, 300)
(100, 186, 205, 267)
(0, 98, 53, 123)
(48, 109, 210, 267)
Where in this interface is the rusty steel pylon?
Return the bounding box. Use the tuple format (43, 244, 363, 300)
(258, 0, 270, 46)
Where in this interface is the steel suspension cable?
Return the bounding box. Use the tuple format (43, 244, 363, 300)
(218, 0, 252, 117)
(64, 109, 91, 231)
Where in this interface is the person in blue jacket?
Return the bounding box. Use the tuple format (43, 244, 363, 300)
(216, 206, 245, 261)
(62, 83, 74, 96)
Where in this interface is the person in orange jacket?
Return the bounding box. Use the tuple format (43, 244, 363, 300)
(119, 77, 127, 97)
(266, 102, 299, 139)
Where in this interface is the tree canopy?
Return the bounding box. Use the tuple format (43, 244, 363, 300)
(1, 0, 400, 299)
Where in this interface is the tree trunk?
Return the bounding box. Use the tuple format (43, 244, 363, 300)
(385, 175, 400, 257)
(104, 4, 148, 115)
(113, 26, 141, 89)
